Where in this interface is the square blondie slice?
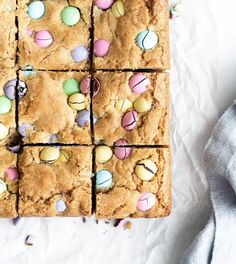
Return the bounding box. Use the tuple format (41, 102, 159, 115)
(93, 71, 169, 146)
(95, 146, 171, 218)
(0, 147, 18, 217)
(18, 0, 92, 70)
(18, 71, 92, 144)
(93, 0, 170, 70)
(18, 146, 92, 217)
(0, 1, 17, 68)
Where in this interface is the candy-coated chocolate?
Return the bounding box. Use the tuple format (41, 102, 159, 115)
(18, 80, 28, 98)
(94, 0, 114, 10)
(96, 169, 113, 190)
(28, 1, 45, 19)
(4, 79, 28, 99)
(68, 93, 86, 110)
(61, 6, 80, 26)
(80, 75, 100, 97)
(111, 0, 125, 17)
(115, 98, 133, 112)
(48, 134, 58, 143)
(5, 167, 19, 180)
(39, 147, 60, 163)
(133, 97, 151, 113)
(25, 235, 35, 246)
(63, 78, 80, 96)
(8, 144, 21, 153)
(121, 110, 138, 131)
(34, 30, 53, 48)
(76, 110, 90, 127)
(114, 139, 132, 160)
(136, 30, 158, 50)
(137, 193, 156, 211)
(94, 39, 110, 57)
(56, 199, 67, 213)
(0, 123, 9, 140)
(71, 46, 89, 62)
(129, 73, 150, 94)
(18, 123, 34, 137)
(95, 146, 113, 163)
(0, 96, 12, 114)
(0, 179, 7, 195)
(59, 150, 70, 163)
(135, 159, 157, 181)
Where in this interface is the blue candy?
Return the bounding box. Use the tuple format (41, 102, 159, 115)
(136, 30, 158, 50)
(76, 110, 97, 127)
(96, 169, 113, 190)
(28, 1, 46, 19)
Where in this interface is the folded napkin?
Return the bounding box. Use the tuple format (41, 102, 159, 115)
(181, 101, 236, 264)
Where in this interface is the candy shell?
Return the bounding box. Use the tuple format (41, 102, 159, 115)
(8, 144, 21, 153)
(25, 235, 35, 246)
(56, 199, 67, 212)
(0, 123, 9, 140)
(63, 78, 80, 96)
(96, 169, 113, 190)
(0, 96, 12, 114)
(136, 30, 158, 50)
(68, 93, 86, 110)
(80, 75, 100, 97)
(71, 46, 89, 62)
(121, 111, 138, 131)
(61, 6, 80, 26)
(94, 0, 114, 10)
(94, 39, 110, 57)
(39, 147, 60, 163)
(4, 79, 28, 99)
(0, 179, 7, 195)
(129, 73, 150, 94)
(28, 1, 45, 19)
(34, 30, 53, 48)
(18, 80, 28, 98)
(111, 0, 125, 17)
(5, 167, 19, 180)
(48, 134, 58, 144)
(133, 97, 151, 113)
(135, 159, 157, 181)
(95, 146, 113, 163)
(59, 150, 70, 163)
(18, 123, 34, 137)
(115, 98, 133, 112)
(137, 193, 156, 211)
(114, 139, 132, 160)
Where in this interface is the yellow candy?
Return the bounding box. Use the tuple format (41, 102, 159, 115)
(133, 97, 151, 113)
(59, 150, 70, 163)
(40, 147, 60, 163)
(68, 93, 86, 111)
(0, 123, 9, 140)
(111, 0, 125, 18)
(135, 159, 157, 181)
(115, 98, 133, 112)
(95, 146, 113, 163)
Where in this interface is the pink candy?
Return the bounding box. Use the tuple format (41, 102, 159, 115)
(34, 30, 53, 48)
(137, 193, 156, 212)
(94, 0, 114, 10)
(129, 73, 150, 94)
(5, 167, 19, 181)
(114, 139, 132, 160)
(121, 110, 138, 131)
(94, 39, 110, 57)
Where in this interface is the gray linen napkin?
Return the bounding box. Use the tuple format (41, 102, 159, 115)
(181, 101, 236, 264)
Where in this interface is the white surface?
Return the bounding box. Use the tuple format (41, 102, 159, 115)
(0, 0, 229, 263)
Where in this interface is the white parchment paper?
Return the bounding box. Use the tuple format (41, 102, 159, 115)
(0, 0, 218, 263)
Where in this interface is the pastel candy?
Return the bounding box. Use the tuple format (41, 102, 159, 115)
(94, 0, 114, 10)
(8, 145, 21, 153)
(136, 30, 159, 50)
(80, 75, 100, 97)
(96, 169, 113, 190)
(5, 167, 19, 180)
(111, 0, 125, 17)
(94, 39, 110, 57)
(61, 6, 80, 26)
(137, 193, 156, 211)
(71, 46, 89, 62)
(59, 150, 70, 163)
(114, 139, 132, 160)
(63, 78, 80, 96)
(18, 123, 34, 137)
(4, 79, 28, 99)
(121, 110, 138, 131)
(115, 98, 133, 112)
(133, 97, 151, 113)
(95, 146, 113, 163)
(48, 134, 58, 143)
(76, 110, 90, 127)
(0, 179, 7, 195)
(34, 30, 54, 48)
(0, 123, 9, 140)
(56, 199, 67, 213)
(135, 159, 157, 181)
(39, 147, 60, 163)
(28, 1, 46, 19)
(129, 73, 150, 94)
(18, 80, 28, 98)
(0, 96, 12, 114)
(68, 93, 86, 110)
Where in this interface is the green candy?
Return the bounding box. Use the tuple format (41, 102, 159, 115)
(0, 96, 12, 114)
(0, 179, 7, 195)
(63, 78, 80, 96)
(61, 6, 81, 26)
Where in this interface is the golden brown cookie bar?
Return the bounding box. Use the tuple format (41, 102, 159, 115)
(18, 146, 92, 217)
(18, 71, 92, 144)
(18, 0, 92, 70)
(93, 71, 169, 146)
(0, 147, 18, 217)
(95, 147, 171, 218)
(93, 0, 170, 70)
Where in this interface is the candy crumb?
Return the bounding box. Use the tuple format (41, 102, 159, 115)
(25, 235, 35, 246)
(170, 2, 183, 19)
